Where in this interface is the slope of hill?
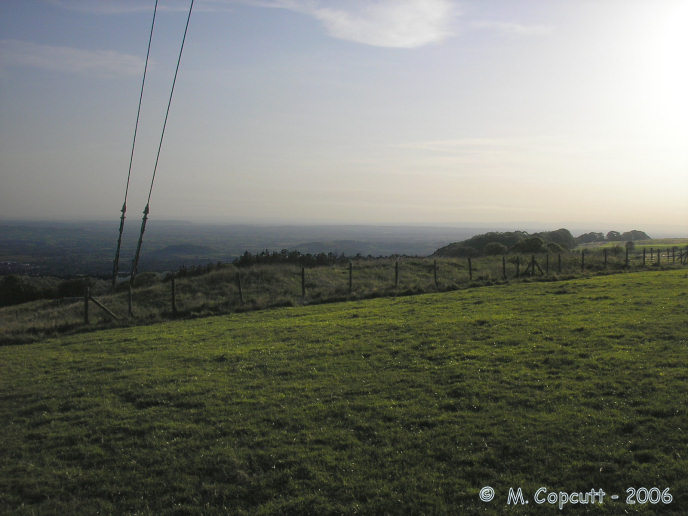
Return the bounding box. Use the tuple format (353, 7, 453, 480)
(1, 270, 686, 513)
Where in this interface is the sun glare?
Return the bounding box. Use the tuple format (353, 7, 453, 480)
(633, 2, 688, 127)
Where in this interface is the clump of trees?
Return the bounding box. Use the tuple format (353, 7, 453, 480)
(576, 232, 605, 244)
(0, 276, 42, 306)
(434, 228, 575, 258)
(484, 242, 508, 256)
(512, 237, 547, 254)
(575, 230, 650, 245)
(618, 230, 650, 241)
(0, 275, 94, 307)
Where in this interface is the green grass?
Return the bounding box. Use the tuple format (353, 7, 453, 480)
(1, 270, 687, 514)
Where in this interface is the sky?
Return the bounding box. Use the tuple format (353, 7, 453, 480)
(1, 0, 687, 234)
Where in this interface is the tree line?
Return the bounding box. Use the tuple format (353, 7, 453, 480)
(233, 249, 351, 268)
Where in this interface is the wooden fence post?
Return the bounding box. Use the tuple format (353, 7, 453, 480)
(89, 295, 120, 321)
(348, 261, 353, 294)
(657, 248, 661, 265)
(236, 272, 244, 305)
(468, 257, 473, 280)
(516, 257, 520, 278)
(530, 255, 535, 277)
(433, 260, 438, 289)
(581, 250, 585, 272)
(301, 266, 306, 297)
(171, 276, 177, 317)
(84, 286, 89, 324)
(128, 283, 133, 317)
(603, 248, 607, 268)
(558, 253, 562, 273)
(546, 254, 549, 275)
(625, 246, 629, 268)
(643, 248, 646, 266)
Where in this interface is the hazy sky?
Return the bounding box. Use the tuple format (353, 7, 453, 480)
(1, 0, 687, 233)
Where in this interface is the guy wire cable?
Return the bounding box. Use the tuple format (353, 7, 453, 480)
(112, 0, 159, 290)
(130, 0, 195, 286)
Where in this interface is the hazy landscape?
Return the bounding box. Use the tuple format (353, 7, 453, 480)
(0, 220, 486, 276)
(2, 0, 687, 513)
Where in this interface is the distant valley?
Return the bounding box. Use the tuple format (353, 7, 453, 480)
(0, 221, 483, 277)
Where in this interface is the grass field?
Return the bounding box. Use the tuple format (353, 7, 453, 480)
(1, 269, 687, 514)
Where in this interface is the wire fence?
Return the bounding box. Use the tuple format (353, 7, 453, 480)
(3, 246, 686, 345)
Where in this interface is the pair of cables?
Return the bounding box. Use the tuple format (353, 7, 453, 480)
(112, 0, 194, 289)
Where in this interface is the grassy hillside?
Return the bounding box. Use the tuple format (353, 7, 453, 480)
(4, 248, 685, 345)
(1, 270, 687, 514)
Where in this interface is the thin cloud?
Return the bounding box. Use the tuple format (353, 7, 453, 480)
(471, 20, 553, 36)
(45, 1, 458, 48)
(309, 0, 456, 48)
(0, 39, 144, 76)
(248, 0, 457, 48)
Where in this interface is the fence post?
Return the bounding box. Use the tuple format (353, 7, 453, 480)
(672, 247, 676, 264)
(433, 260, 438, 288)
(516, 257, 520, 278)
(502, 256, 507, 280)
(394, 260, 399, 288)
(546, 254, 549, 275)
(301, 266, 306, 297)
(603, 248, 607, 268)
(236, 272, 244, 305)
(558, 253, 562, 273)
(581, 250, 585, 272)
(348, 261, 353, 294)
(657, 248, 661, 266)
(625, 246, 629, 268)
(530, 255, 535, 277)
(128, 282, 133, 317)
(468, 257, 473, 280)
(643, 248, 646, 266)
(171, 276, 177, 317)
(84, 286, 89, 324)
